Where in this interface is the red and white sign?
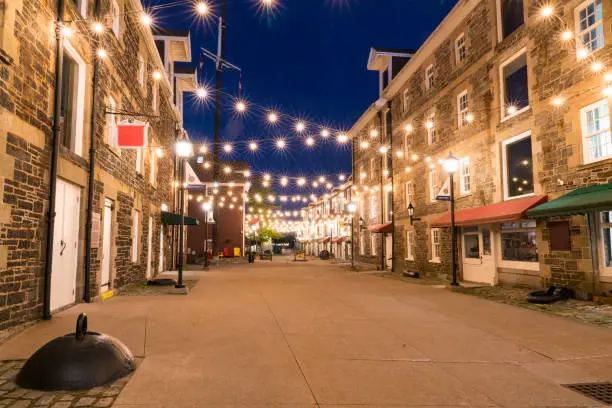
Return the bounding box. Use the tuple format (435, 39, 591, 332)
(117, 120, 149, 149)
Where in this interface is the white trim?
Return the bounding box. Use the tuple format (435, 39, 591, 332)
(425, 64, 434, 91)
(429, 169, 438, 203)
(430, 228, 441, 263)
(459, 158, 471, 195)
(580, 98, 612, 164)
(77, 0, 88, 17)
(574, 0, 605, 59)
(131, 209, 140, 263)
(370, 195, 377, 219)
(136, 149, 143, 173)
(501, 130, 533, 201)
(138, 55, 145, 87)
(63, 40, 85, 157)
(427, 112, 437, 145)
(499, 47, 528, 121)
(599, 211, 612, 278)
(496, 0, 525, 42)
(150, 151, 156, 184)
(405, 181, 413, 207)
(403, 89, 410, 112)
(457, 90, 469, 128)
(455, 32, 466, 64)
(406, 229, 414, 261)
(111, 0, 120, 39)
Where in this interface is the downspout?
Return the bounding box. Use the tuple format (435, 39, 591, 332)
(84, 0, 101, 302)
(43, 0, 67, 319)
(387, 102, 395, 273)
(378, 111, 384, 271)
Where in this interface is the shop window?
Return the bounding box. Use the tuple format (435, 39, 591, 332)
(601, 211, 612, 269)
(60, 42, 85, 156)
(455, 33, 467, 64)
(460, 158, 471, 195)
(425, 64, 434, 90)
(371, 234, 377, 256)
(548, 221, 571, 251)
(503, 132, 534, 199)
(501, 50, 529, 118)
(580, 99, 612, 163)
(575, 0, 604, 57)
(429, 169, 438, 202)
(463, 227, 480, 259)
(431, 228, 441, 262)
(499, 0, 524, 39)
(457, 90, 469, 128)
(406, 230, 414, 260)
(405, 181, 413, 207)
(501, 221, 538, 262)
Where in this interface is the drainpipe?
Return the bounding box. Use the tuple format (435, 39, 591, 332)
(387, 101, 395, 273)
(83, 0, 101, 303)
(378, 111, 384, 271)
(43, 0, 67, 319)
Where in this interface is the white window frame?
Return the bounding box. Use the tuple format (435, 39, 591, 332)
(136, 149, 143, 174)
(455, 33, 466, 64)
(430, 228, 441, 263)
(405, 181, 413, 207)
(457, 90, 469, 128)
(106, 96, 118, 148)
(580, 99, 612, 164)
(370, 195, 377, 219)
(459, 158, 471, 195)
(502, 130, 535, 201)
(403, 89, 410, 112)
(404, 132, 411, 156)
(371, 234, 377, 256)
(425, 64, 434, 91)
(359, 198, 364, 217)
(499, 48, 529, 121)
(406, 230, 414, 260)
(427, 113, 437, 145)
(499, 221, 539, 271)
(496, 0, 525, 42)
(575, 0, 605, 59)
(63, 41, 85, 157)
(131, 209, 140, 263)
(111, 0, 120, 39)
(76, 0, 88, 17)
(429, 170, 438, 203)
(152, 82, 159, 113)
(149, 150, 157, 184)
(138, 55, 145, 87)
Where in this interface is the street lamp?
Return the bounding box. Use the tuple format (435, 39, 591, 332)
(175, 140, 193, 289)
(443, 152, 460, 287)
(202, 201, 212, 270)
(347, 203, 357, 268)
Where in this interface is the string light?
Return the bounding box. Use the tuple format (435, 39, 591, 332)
(305, 137, 315, 146)
(61, 26, 73, 37)
(223, 143, 233, 153)
(360, 140, 369, 149)
(276, 139, 286, 149)
(561, 30, 573, 41)
(296, 121, 306, 132)
(370, 129, 378, 138)
(92, 22, 104, 34)
(592, 62, 604, 72)
(337, 133, 349, 143)
(96, 49, 107, 58)
(551, 96, 565, 106)
(152, 71, 162, 80)
(140, 13, 153, 25)
(404, 124, 413, 133)
(236, 101, 247, 112)
(196, 87, 209, 99)
(200, 145, 208, 153)
(267, 112, 278, 123)
(196, 2, 209, 14)
(249, 142, 258, 151)
(540, 5, 554, 18)
(320, 129, 330, 138)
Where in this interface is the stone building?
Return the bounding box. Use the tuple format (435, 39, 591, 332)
(351, 0, 612, 298)
(0, 0, 195, 329)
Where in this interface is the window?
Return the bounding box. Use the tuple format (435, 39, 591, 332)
(152, 82, 158, 112)
(131, 210, 140, 263)
(501, 221, 538, 263)
(575, 0, 604, 56)
(384, 190, 393, 223)
(60, 42, 85, 156)
(503, 132, 534, 199)
(403, 89, 410, 112)
(406, 230, 414, 260)
(106, 96, 118, 148)
(455, 33, 466, 64)
(111, 0, 120, 39)
(601, 211, 612, 273)
(405, 181, 413, 207)
(457, 90, 469, 128)
(360, 234, 365, 255)
(501, 50, 528, 118)
(460, 158, 471, 195)
(427, 113, 437, 145)
(425, 64, 434, 90)
(463, 227, 480, 259)
(370, 195, 377, 219)
(370, 158, 375, 181)
(404, 132, 412, 155)
(138, 55, 145, 86)
(431, 228, 440, 262)
(580, 99, 612, 163)
(429, 170, 438, 202)
(371, 234, 377, 256)
(499, 0, 524, 39)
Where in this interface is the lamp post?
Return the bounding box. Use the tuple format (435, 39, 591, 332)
(202, 201, 212, 270)
(348, 203, 357, 268)
(443, 152, 460, 287)
(175, 140, 193, 289)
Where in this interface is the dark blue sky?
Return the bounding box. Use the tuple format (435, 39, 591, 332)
(158, 0, 458, 199)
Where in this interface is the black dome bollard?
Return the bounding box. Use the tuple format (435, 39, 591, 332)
(16, 313, 136, 391)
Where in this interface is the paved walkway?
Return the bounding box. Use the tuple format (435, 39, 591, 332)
(1, 259, 612, 407)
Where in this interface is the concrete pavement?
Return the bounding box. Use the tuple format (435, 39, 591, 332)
(1, 258, 611, 407)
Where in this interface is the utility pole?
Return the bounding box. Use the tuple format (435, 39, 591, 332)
(213, 0, 226, 259)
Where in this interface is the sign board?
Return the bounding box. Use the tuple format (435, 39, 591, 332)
(91, 212, 101, 249)
(436, 178, 451, 201)
(116, 120, 149, 149)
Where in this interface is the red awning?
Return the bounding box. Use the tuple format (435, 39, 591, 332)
(431, 195, 547, 227)
(368, 223, 393, 233)
(332, 237, 346, 243)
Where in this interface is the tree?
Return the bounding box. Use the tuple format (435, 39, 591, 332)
(248, 227, 282, 252)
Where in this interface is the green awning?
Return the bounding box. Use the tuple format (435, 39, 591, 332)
(161, 211, 200, 226)
(527, 183, 612, 218)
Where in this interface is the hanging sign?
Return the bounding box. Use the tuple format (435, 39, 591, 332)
(116, 120, 149, 149)
(436, 178, 451, 201)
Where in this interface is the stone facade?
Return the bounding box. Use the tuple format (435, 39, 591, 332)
(0, 0, 191, 328)
(350, 0, 612, 298)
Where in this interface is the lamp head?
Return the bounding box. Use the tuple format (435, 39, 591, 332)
(347, 203, 357, 214)
(175, 140, 193, 158)
(408, 202, 414, 217)
(443, 152, 459, 174)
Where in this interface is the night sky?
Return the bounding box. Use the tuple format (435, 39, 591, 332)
(155, 0, 458, 205)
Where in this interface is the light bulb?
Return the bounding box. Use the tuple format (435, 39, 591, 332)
(196, 2, 208, 15)
(249, 142, 258, 151)
(236, 101, 246, 112)
(92, 22, 104, 34)
(96, 48, 107, 58)
(141, 14, 152, 26)
(267, 112, 278, 123)
(320, 129, 330, 138)
(223, 143, 232, 153)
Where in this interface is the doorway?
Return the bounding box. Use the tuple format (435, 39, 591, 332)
(462, 226, 496, 285)
(385, 234, 393, 269)
(100, 199, 113, 293)
(50, 179, 81, 311)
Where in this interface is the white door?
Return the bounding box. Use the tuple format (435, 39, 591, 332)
(146, 216, 153, 279)
(462, 226, 496, 285)
(385, 234, 393, 269)
(100, 199, 113, 293)
(50, 180, 80, 311)
(158, 224, 164, 272)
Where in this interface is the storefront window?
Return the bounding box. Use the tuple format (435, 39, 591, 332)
(464, 233, 480, 259)
(501, 221, 538, 262)
(602, 211, 612, 267)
